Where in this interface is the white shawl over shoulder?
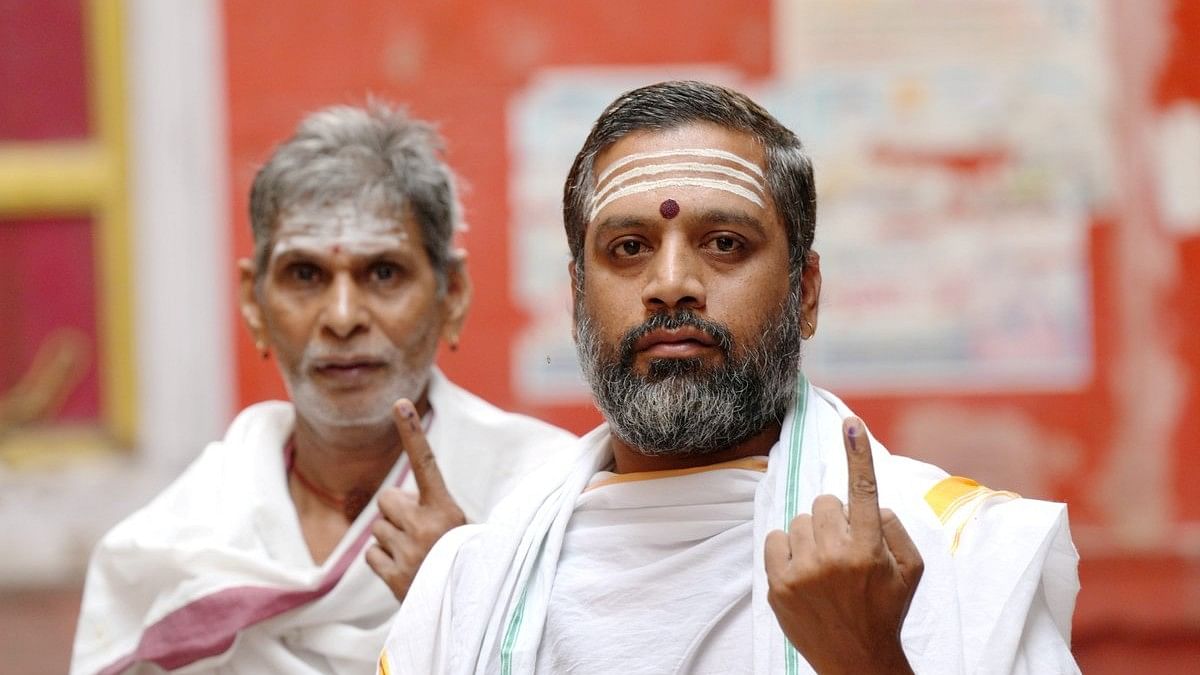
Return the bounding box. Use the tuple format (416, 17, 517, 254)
(381, 378, 1079, 675)
(72, 370, 576, 675)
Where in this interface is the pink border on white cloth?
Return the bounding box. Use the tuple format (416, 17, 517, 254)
(97, 461, 412, 674)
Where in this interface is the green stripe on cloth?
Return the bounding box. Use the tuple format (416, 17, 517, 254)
(783, 375, 808, 528)
(783, 375, 808, 675)
(499, 585, 531, 675)
(498, 375, 813, 674)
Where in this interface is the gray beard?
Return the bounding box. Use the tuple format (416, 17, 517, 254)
(575, 290, 803, 457)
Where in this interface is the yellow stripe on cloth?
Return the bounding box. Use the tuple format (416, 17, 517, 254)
(924, 476, 1019, 554)
(378, 649, 391, 675)
(924, 476, 984, 521)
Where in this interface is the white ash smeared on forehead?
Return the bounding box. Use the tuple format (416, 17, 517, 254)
(589, 148, 766, 221)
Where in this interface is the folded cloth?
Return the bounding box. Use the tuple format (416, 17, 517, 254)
(379, 377, 1080, 674)
(72, 369, 575, 675)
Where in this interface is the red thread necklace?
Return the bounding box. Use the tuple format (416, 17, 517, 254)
(284, 439, 372, 521)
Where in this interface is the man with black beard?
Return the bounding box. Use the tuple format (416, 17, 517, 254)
(378, 81, 1080, 674)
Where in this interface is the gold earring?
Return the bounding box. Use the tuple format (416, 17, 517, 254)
(256, 340, 269, 359)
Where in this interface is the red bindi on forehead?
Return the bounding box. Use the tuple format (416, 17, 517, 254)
(332, 244, 341, 254)
(659, 199, 680, 219)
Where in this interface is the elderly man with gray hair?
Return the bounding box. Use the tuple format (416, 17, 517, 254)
(71, 103, 574, 675)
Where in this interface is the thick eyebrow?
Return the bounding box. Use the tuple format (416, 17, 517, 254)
(694, 208, 768, 236)
(592, 215, 654, 240)
(591, 208, 768, 242)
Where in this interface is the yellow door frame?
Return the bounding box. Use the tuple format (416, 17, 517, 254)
(0, 0, 135, 461)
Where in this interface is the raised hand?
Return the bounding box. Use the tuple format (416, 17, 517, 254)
(764, 416, 924, 675)
(365, 398, 466, 601)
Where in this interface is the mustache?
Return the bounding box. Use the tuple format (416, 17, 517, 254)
(617, 310, 735, 367)
(300, 346, 397, 368)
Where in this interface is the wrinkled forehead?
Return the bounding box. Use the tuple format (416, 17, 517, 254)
(589, 124, 768, 223)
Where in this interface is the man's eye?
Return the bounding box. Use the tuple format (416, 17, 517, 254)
(709, 236, 741, 253)
(615, 240, 645, 258)
(290, 263, 321, 282)
(371, 263, 402, 281)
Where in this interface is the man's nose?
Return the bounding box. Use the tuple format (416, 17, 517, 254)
(321, 273, 369, 338)
(641, 237, 706, 312)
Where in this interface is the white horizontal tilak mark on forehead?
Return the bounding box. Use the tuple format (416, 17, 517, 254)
(272, 233, 410, 254)
(589, 177, 766, 221)
(594, 162, 766, 203)
(271, 204, 410, 261)
(589, 147, 768, 221)
(594, 148, 765, 185)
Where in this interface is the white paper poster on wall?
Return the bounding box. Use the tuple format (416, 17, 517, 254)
(507, 0, 1112, 401)
(768, 0, 1112, 392)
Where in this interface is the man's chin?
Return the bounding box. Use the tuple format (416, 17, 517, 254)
(641, 356, 712, 380)
(289, 388, 400, 431)
(297, 404, 394, 430)
(286, 369, 430, 427)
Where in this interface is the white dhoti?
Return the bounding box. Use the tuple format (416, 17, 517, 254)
(380, 378, 1080, 674)
(71, 369, 576, 675)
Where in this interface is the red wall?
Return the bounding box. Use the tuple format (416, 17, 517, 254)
(223, 1, 1200, 668)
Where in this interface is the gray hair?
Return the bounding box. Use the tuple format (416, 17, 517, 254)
(563, 81, 817, 290)
(248, 102, 463, 291)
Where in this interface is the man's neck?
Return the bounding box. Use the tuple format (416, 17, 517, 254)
(292, 419, 401, 495)
(609, 421, 783, 474)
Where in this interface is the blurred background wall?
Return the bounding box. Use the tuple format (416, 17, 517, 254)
(1, 0, 1197, 672)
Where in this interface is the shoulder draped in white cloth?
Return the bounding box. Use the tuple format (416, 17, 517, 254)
(71, 369, 576, 675)
(379, 377, 1080, 674)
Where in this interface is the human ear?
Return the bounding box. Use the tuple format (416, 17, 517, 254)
(568, 259, 580, 340)
(238, 258, 269, 353)
(800, 250, 821, 339)
(440, 250, 472, 348)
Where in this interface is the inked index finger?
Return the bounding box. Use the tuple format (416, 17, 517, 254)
(842, 416, 882, 539)
(393, 399, 450, 505)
